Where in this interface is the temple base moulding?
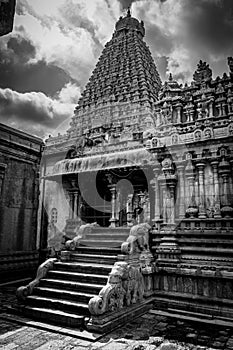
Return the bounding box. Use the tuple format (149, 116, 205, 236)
(87, 298, 153, 333)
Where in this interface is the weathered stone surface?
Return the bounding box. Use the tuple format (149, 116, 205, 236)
(0, 0, 16, 36)
(0, 123, 43, 282)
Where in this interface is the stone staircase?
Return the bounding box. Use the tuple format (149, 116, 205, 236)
(16, 227, 130, 328)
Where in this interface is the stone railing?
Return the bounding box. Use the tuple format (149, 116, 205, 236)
(89, 261, 144, 316)
(16, 258, 57, 301)
(87, 223, 155, 331)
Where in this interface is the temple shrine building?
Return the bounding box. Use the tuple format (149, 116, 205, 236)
(17, 10, 233, 332)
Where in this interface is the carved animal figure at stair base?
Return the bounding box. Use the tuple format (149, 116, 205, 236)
(121, 223, 151, 255)
(88, 261, 144, 316)
(65, 222, 99, 250)
(16, 258, 57, 301)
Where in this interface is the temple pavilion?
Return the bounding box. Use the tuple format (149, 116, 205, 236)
(17, 10, 233, 332)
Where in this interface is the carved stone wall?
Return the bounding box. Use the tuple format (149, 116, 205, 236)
(0, 123, 44, 282)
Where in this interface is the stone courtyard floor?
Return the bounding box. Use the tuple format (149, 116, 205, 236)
(1, 285, 233, 350)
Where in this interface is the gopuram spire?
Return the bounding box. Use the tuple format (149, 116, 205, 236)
(68, 11, 162, 139)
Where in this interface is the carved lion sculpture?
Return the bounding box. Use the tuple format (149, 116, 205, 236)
(121, 223, 151, 255)
(65, 222, 99, 250)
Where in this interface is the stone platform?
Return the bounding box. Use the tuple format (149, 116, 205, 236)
(2, 285, 233, 349)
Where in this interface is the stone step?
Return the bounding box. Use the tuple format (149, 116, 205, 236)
(91, 227, 130, 234)
(21, 306, 85, 328)
(77, 246, 121, 255)
(27, 295, 90, 315)
(84, 233, 128, 240)
(80, 239, 123, 248)
(70, 253, 118, 264)
(54, 261, 113, 275)
(34, 286, 95, 303)
(47, 270, 108, 285)
(40, 278, 104, 294)
(182, 247, 233, 254)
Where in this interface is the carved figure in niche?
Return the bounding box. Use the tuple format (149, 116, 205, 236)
(152, 137, 158, 147)
(228, 57, 233, 73)
(201, 100, 209, 118)
(229, 123, 233, 135)
(194, 130, 202, 140)
(186, 152, 192, 161)
(163, 190, 172, 223)
(219, 147, 227, 157)
(197, 103, 203, 119)
(204, 128, 212, 139)
(161, 102, 172, 124)
(172, 134, 178, 144)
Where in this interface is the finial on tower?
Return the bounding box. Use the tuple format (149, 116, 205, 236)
(127, 6, 131, 17)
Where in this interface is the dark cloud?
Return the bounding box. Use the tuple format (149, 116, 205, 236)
(0, 88, 70, 130)
(7, 36, 36, 63)
(182, 0, 233, 54)
(59, 1, 103, 55)
(0, 34, 77, 97)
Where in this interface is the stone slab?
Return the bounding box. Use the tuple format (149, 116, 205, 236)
(0, 313, 101, 341)
(87, 299, 153, 333)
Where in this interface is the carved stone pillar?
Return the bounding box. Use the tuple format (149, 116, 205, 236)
(169, 184, 175, 224)
(177, 164, 185, 219)
(68, 191, 74, 219)
(196, 162, 207, 219)
(73, 192, 79, 219)
(185, 161, 198, 218)
(211, 160, 221, 218)
(126, 194, 134, 227)
(208, 99, 214, 118)
(109, 184, 118, 227)
(176, 104, 182, 124)
(150, 167, 160, 224)
(219, 158, 233, 217)
(156, 158, 180, 266)
(0, 163, 7, 197)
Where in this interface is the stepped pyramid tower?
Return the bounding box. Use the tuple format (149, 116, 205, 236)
(17, 8, 233, 335)
(67, 8, 161, 140)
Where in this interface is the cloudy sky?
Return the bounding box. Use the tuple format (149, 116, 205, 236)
(0, 0, 233, 138)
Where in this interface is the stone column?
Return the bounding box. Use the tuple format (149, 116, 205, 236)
(185, 161, 198, 218)
(150, 168, 160, 223)
(176, 104, 182, 123)
(208, 99, 214, 118)
(169, 184, 175, 224)
(126, 194, 134, 227)
(68, 191, 74, 219)
(0, 163, 7, 196)
(196, 162, 207, 219)
(177, 164, 185, 219)
(73, 191, 79, 219)
(219, 158, 233, 217)
(109, 184, 118, 227)
(211, 160, 221, 218)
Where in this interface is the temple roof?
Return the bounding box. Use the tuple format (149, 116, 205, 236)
(76, 11, 162, 110)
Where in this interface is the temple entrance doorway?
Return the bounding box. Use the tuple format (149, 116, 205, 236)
(79, 167, 149, 227)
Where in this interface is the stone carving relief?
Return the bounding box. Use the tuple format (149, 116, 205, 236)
(121, 223, 151, 255)
(88, 261, 144, 316)
(65, 222, 99, 251)
(16, 258, 57, 301)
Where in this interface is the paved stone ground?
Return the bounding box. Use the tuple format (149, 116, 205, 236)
(1, 286, 233, 349)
